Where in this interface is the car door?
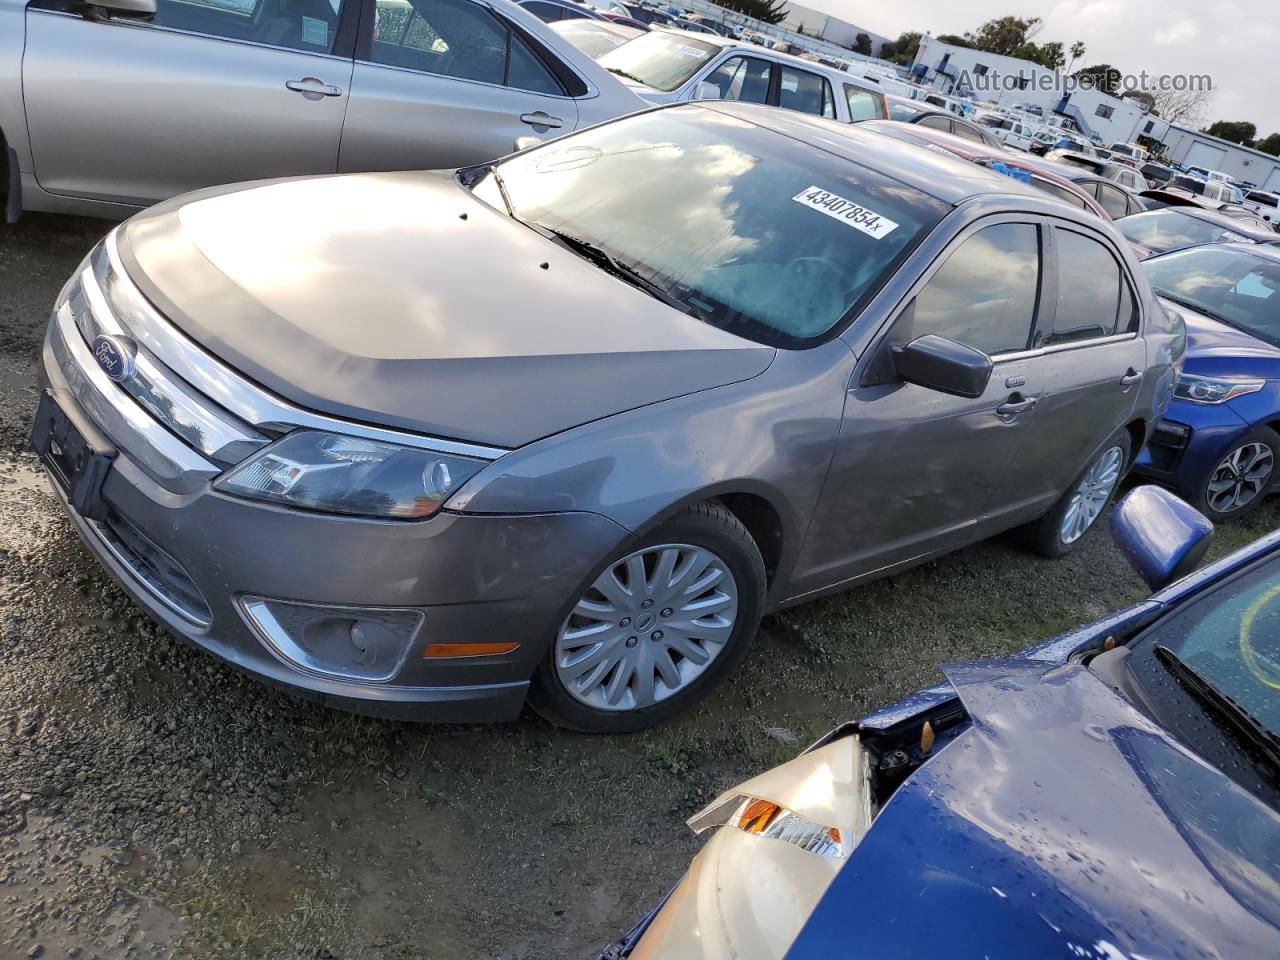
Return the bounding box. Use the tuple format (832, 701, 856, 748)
(339, 0, 580, 173)
(21, 0, 356, 206)
(795, 218, 1050, 588)
(1000, 222, 1146, 513)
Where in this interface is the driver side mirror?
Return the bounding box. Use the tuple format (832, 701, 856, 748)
(892, 335, 992, 399)
(85, 0, 156, 17)
(1110, 485, 1213, 590)
(694, 81, 722, 101)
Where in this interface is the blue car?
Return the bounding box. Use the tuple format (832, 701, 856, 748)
(1136, 242, 1280, 521)
(599, 486, 1280, 959)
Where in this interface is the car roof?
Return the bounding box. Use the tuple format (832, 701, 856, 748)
(1163, 205, 1279, 239)
(701, 104, 1049, 206)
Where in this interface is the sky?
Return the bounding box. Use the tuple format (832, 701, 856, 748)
(815, 0, 1280, 137)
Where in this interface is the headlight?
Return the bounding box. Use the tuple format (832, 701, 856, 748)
(1173, 372, 1265, 404)
(215, 430, 484, 519)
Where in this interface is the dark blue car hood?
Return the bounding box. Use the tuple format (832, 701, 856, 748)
(1178, 301, 1280, 379)
(785, 658, 1280, 960)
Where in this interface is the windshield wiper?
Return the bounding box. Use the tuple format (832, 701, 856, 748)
(1155, 644, 1280, 778)
(540, 228, 698, 316)
(488, 164, 515, 218)
(606, 67, 649, 85)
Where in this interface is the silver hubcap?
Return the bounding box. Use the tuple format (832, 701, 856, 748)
(555, 543, 739, 712)
(1060, 445, 1125, 544)
(1207, 442, 1274, 514)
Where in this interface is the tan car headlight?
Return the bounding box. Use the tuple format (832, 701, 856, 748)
(630, 735, 874, 960)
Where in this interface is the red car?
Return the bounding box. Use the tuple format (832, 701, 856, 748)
(859, 120, 1113, 222)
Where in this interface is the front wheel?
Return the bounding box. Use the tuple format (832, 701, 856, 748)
(529, 502, 766, 733)
(1023, 431, 1132, 558)
(1193, 427, 1279, 522)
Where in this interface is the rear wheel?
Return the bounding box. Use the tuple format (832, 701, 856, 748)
(1024, 431, 1131, 558)
(529, 502, 766, 733)
(1193, 427, 1279, 523)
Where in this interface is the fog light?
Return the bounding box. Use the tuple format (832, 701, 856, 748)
(239, 596, 423, 682)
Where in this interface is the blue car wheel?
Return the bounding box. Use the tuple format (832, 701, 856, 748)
(1192, 425, 1279, 522)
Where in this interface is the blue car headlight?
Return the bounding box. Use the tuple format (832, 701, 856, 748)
(215, 431, 484, 519)
(1173, 373, 1265, 405)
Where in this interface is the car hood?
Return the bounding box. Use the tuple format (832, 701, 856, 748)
(1169, 298, 1280, 379)
(786, 658, 1280, 959)
(116, 172, 773, 449)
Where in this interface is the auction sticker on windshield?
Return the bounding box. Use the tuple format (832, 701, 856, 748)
(793, 186, 899, 239)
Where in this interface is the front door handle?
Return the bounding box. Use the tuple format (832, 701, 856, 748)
(520, 111, 563, 129)
(996, 394, 1038, 420)
(1120, 368, 1144, 387)
(286, 77, 344, 98)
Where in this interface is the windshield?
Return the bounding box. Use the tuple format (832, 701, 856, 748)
(486, 107, 946, 347)
(555, 21, 630, 58)
(1138, 554, 1280, 739)
(1118, 209, 1256, 256)
(1143, 246, 1280, 340)
(596, 31, 718, 91)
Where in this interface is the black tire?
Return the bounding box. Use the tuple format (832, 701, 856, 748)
(529, 501, 766, 734)
(1023, 430, 1133, 559)
(1191, 426, 1280, 523)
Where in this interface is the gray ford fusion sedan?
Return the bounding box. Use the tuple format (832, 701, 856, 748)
(33, 102, 1183, 732)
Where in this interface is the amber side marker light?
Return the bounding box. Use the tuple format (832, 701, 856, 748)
(423, 642, 520, 658)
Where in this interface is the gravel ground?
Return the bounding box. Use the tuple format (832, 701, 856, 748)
(1, 211, 1277, 960)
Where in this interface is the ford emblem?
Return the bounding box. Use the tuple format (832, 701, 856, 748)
(92, 334, 136, 383)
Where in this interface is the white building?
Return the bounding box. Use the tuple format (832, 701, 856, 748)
(910, 37, 1148, 145)
(779, 2, 888, 54)
(1150, 123, 1280, 190)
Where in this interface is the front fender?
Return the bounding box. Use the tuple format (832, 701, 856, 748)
(447, 340, 855, 593)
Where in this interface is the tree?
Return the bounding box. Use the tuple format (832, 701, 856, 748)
(951, 16, 1066, 69)
(935, 33, 971, 48)
(717, 0, 788, 25)
(1148, 85, 1214, 128)
(852, 32, 872, 56)
(1258, 133, 1280, 157)
(1066, 41, 1086, 74)
(879, 31, 922, 65)
(1074, 63, 1121, 97)
(1204, 120, 1256, 145)
(965, 15, 1042, 56)
(1122, 89, 1156, 112)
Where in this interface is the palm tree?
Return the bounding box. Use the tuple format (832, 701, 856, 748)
(1066, 41, 1086, 75)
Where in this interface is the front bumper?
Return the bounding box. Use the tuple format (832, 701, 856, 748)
(1133, 397, 1251, 492)
(38, 302, 628, 722)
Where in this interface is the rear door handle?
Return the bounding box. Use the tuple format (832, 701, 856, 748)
(1120, 369, 1144, 386)
(520, 111, 563, 129)
(996, 395, 1038, 419)
(286, 77, 344, 98)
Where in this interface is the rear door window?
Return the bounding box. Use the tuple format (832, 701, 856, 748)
(705, 56, 773, 104)
(843, 85, 883, 121)
(1043, 228, 1130, 345)
(777, 66, 836, 119)
(1095, 182, 1130, 219)
(370, 0, 564, 94)
(917, 113, 950, 132)
(899, 222, 1041, 356)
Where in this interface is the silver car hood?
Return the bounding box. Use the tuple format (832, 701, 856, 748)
(117, 171, 773, 449)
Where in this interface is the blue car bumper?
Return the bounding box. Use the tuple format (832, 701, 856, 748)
(1133, 397, 1251, 495)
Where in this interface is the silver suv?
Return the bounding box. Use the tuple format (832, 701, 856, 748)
(0, 0, 644, 220)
